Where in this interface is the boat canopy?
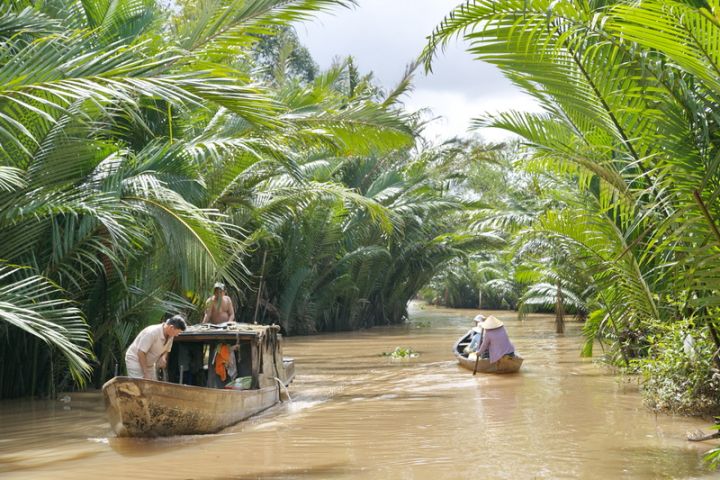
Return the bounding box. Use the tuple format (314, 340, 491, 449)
(166, 323, 284, 390)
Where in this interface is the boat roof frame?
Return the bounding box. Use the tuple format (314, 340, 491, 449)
(174, 322, 277, 343)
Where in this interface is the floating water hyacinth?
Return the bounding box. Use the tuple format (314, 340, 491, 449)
(409, 320, 431, 328)
(381, 346, 419, 359)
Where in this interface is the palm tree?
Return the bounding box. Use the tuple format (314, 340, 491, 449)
(221, 65, 522, 332)
(0, 0, 371, 396)
(423, 0, 720, 417)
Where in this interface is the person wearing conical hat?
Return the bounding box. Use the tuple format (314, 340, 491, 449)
(475, 315, 516, 363)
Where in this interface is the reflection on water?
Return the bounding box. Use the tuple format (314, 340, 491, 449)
(0, 304, 715, 479)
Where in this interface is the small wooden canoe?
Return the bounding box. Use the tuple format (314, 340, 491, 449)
(453, 330, 523, 374)
(103, 323, 294, 437)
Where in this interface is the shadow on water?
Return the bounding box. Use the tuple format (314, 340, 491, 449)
(207, 462, 355, 480)
(107, 434, 217, 457)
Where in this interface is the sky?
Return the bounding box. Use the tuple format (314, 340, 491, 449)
(296, 0, 543, 144)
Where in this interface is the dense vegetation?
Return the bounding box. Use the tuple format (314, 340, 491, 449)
(0, 0, 486, 398)
(2, 3, 719, 466)
(421, 0, 720, 426)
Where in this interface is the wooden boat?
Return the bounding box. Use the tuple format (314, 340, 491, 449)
(103, 323, 295, 437)
(453, 330, 523, 374)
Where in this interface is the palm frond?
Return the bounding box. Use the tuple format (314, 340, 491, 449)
(0, 166, 25, 191)
(0, 266, 93, 384)
(0, 5, 62, 40)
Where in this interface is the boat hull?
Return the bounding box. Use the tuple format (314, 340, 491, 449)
(453, 331, 523, 374)
(103, 376, 282, 437)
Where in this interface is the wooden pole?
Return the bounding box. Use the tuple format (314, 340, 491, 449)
(253, 250, 268, 325)
(555, 280, 565, 334)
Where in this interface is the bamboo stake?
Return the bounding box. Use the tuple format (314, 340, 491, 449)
(253, 250, 268, 324)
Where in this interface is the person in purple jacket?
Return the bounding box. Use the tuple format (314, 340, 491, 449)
(475, 315, 516, 363)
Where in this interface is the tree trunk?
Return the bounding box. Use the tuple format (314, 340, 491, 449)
(707, 321, 720, 371)
(555, 280, 565, 334)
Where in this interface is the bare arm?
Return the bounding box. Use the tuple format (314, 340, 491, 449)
(227, 296, 235, 322)
(157, 352, 168, 369)
(137, 351, 152, 379)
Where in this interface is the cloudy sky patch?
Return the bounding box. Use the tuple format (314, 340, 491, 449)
(297, 0, 543, 143)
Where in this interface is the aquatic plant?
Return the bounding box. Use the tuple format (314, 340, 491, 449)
(704, 421, 720, 469)
(381, 347, 419, 359)
(409, 320, 432, 329)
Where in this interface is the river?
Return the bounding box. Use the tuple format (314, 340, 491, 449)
(0, 304, 715, 479)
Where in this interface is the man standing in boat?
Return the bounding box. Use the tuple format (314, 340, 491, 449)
(125, 315, 187, 380)
(202, 282, 235, 325)
(201, 282, 237, 388)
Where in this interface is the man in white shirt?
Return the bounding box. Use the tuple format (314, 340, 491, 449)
(125, 315, 187, 380)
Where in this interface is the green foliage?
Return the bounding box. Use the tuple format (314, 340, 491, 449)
(381, 346, 419, 359)
(638, 321, 720, 416)
(417, 139, 522, 310)
(0, 266, 94, 396)
(237, 144, 474, 334)
(0, 0, 445, 398)
(705, 421, 720, 468)
(251, 26, 319, 84)
(420, 259, 480, 308)
(423, 0, 720, 414)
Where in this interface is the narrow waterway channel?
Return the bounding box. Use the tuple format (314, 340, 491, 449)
(0, 304, 715, 479)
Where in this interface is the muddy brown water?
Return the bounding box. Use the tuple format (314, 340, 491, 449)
(0, 304, 716, 479)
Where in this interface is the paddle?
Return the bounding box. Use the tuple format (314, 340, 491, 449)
(473, 354, 480, 375)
